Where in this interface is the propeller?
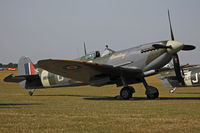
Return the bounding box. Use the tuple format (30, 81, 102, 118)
(170, 15, 194, 84)
(168, 10, 187, 85)
(143, 10, 195, 85)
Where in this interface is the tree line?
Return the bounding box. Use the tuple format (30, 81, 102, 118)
(0, 63, 38, 68)
(0, 63, 18, 68)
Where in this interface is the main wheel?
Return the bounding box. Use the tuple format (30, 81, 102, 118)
(120, 86, 134, 100)
(145, 86, 159, 99)
(29, 91, 33, 96)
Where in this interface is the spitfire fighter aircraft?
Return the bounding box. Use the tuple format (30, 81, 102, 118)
(4, 11, 196, 99)
(157, 64, 200, 93)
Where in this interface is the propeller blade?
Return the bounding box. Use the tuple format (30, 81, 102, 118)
(168, 9, 175, 41)
(182, 44, 196, 51)
(172, 54, 185, 85)
(84, 42, 87, 56)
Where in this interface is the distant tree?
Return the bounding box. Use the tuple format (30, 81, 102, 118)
(13, 63, 18, 68)
(2, 64, 7, 68)
(8, 63, 14, 68)
(0, 63, 2, 67)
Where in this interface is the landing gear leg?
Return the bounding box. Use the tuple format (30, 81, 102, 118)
(170, 87, 176, 93)
(29, 89, 35, 96)
(119, 76, 135, 100)
(142, 78, 159, 99)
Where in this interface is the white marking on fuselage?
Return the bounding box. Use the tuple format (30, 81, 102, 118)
(41, 70, 50, 87)
(184, 71, 192, 86)
(192, 73, 199, 83)
(57, 75, 64, 82)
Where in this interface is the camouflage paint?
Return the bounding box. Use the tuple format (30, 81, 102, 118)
(40, 70, 83, 88)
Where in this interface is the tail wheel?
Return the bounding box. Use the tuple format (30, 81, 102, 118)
(29, 91, 33, 96)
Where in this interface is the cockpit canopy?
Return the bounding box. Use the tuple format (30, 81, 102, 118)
(84, 45, 115, 60)
(85, 51, 101, 60)
(101, 45, 115, 57)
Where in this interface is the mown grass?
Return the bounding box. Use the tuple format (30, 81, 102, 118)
(0, 70, 200, 133)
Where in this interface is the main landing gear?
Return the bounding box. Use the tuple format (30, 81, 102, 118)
(119, 77, 159, 100)
(29, 89, 35, 96)
(120, 86, 135, 100)
(142, 78, 159, 99)
(119, 76, 135, 99)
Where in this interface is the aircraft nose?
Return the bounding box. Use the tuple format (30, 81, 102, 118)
(166, 41, 184, 55)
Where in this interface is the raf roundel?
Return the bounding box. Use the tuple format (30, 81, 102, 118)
(64, 65, 80, 70)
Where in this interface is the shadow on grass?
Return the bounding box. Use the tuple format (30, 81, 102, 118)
(0, 103, 42, 109)
(35, 94, 200, 101)
(35, 94, 97, 98)
(84, 97, 200, 101)
(84, 96, 200, 101)
(176, 92, 200, 94)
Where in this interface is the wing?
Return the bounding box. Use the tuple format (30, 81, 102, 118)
(38, 59, 142, 83)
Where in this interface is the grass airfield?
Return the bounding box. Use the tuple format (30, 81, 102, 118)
(0, 70, 200, 133)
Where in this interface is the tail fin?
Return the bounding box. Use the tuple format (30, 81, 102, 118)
(18, 56, 36, 76)
(18, 56, 36, 89)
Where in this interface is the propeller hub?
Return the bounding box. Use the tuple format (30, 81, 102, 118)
(166, 41, 184, 55)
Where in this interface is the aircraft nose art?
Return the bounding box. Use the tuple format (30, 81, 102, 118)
(166, 41, 184, 54)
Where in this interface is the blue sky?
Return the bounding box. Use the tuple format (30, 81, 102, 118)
(0, 0, 199, 64)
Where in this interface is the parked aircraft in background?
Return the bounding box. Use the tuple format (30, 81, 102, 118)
(157, 64, 200, 93)
(0, 67, 3, 71)
(4, 11, 196, 99)
(6, 67, 16, 71)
